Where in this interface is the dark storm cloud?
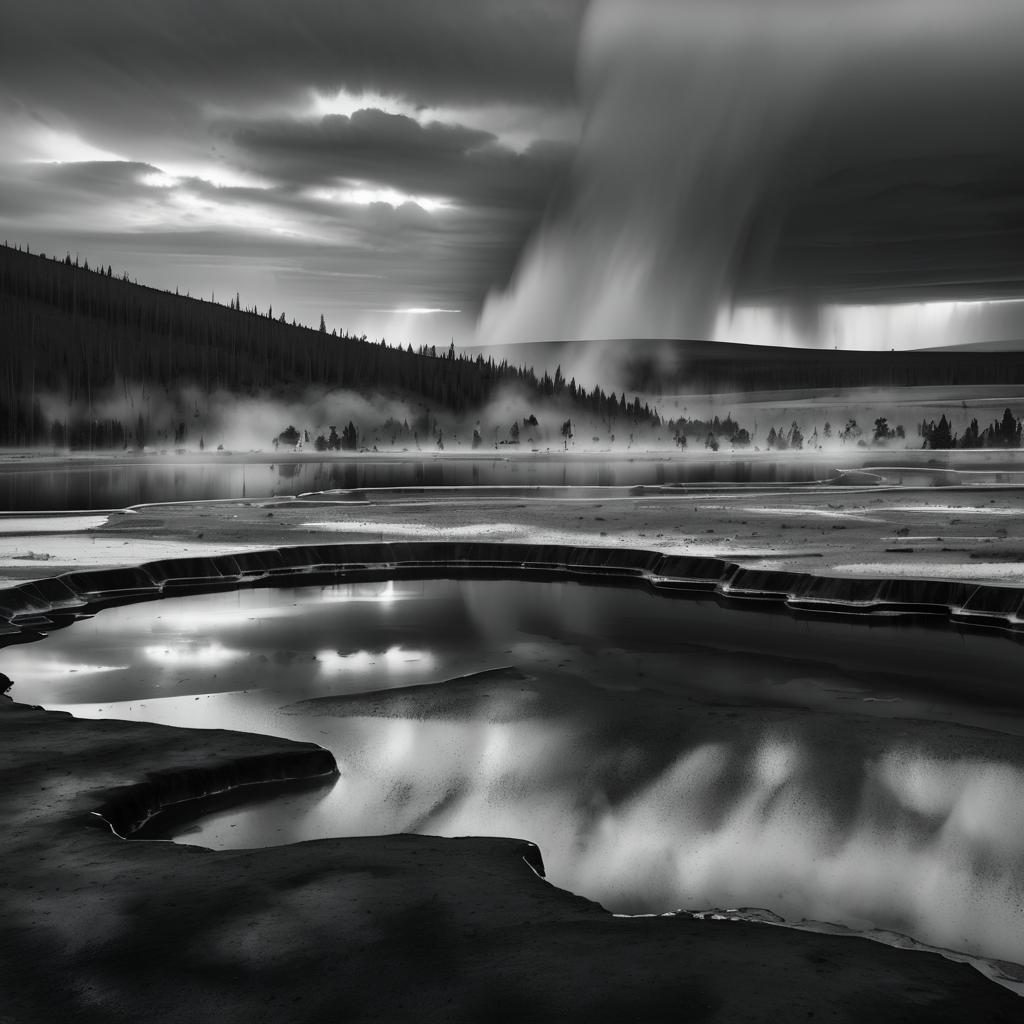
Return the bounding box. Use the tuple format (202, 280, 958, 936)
(737, 156, 1024, 304)
(0, 0, 586, 146)
(730, 5, 1024, 305)
(1, 157, 540, 303)
(481, 0, 1024, 346)
(229, 109, 573, 210)
(0, 159, 261, 229)
(8, 0, 1024, 350)
(0, 161, 148, 219)
(0, 160, 213, 234)
(0, 0, 585, 343)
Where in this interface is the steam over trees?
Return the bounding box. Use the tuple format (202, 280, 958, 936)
(0, 244, 662, 448)
(841, 419, 862, 444)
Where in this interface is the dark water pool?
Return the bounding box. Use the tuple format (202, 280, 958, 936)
(4, 578, 1024, 973)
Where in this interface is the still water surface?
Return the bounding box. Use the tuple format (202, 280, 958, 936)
(4, 579, 1024, 970)
(0, 457, 840, 511)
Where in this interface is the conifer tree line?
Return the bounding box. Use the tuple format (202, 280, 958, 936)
(0, 244, 661, 448)
(920, 408, 1023, 449)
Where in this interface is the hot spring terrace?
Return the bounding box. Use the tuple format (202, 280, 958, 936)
(4, 539, 1024, 1020)
(2, 541, 1023, 643)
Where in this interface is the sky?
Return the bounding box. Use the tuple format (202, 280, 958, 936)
(0, 0, 586, 347)
(4, 0, 1024, 351)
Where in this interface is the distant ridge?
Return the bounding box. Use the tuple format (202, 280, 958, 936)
(464, 336, 1024, 395)
(919, 338, 1024, 354)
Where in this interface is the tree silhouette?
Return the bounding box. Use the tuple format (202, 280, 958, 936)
(923, 414, 955, 449)
(278, 425, 300, 447)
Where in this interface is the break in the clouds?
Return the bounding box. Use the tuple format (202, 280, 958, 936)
(0, 0, 584, 346)
(5, 0, 1024, 349)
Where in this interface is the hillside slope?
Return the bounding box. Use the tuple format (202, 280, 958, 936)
(0, 245, 656, 447)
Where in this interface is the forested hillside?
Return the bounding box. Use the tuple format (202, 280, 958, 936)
(0, 244, 659, 448)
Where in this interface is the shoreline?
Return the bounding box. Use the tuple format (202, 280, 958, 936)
(2, 690, 1020, 1022)
(3, 478, 1024, 586)
(5, 444, 1024, 470)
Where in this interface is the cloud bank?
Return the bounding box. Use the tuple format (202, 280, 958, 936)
(0, 1, 584, 347)
(478, 0, 1024, 349)
(5, 1, 1024, 351)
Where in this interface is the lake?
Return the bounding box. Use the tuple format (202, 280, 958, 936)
(0, 455, 845, 511)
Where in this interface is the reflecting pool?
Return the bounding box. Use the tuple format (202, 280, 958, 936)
(5, 578, 1024, 972)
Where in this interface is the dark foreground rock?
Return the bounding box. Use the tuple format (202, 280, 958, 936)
(0, 694, 1019, 1023)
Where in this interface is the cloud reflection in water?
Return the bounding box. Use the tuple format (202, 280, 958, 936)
(6, 577, 1024, 969)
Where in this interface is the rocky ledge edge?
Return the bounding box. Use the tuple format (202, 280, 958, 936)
(0, 541, 1021, 642)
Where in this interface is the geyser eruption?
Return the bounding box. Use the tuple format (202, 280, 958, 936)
(478, 0, 1024, 351)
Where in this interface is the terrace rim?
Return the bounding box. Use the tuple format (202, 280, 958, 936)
(0, 540, 1022, 644)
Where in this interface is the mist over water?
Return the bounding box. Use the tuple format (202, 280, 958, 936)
(29, 379, 626, 455)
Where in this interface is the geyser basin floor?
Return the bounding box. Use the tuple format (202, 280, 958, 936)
(4, 695, 1018, 1023)
(8, 578, 1024, 982)
(3, 459, 1024, 1018)
(4, 454, 1024, 587)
